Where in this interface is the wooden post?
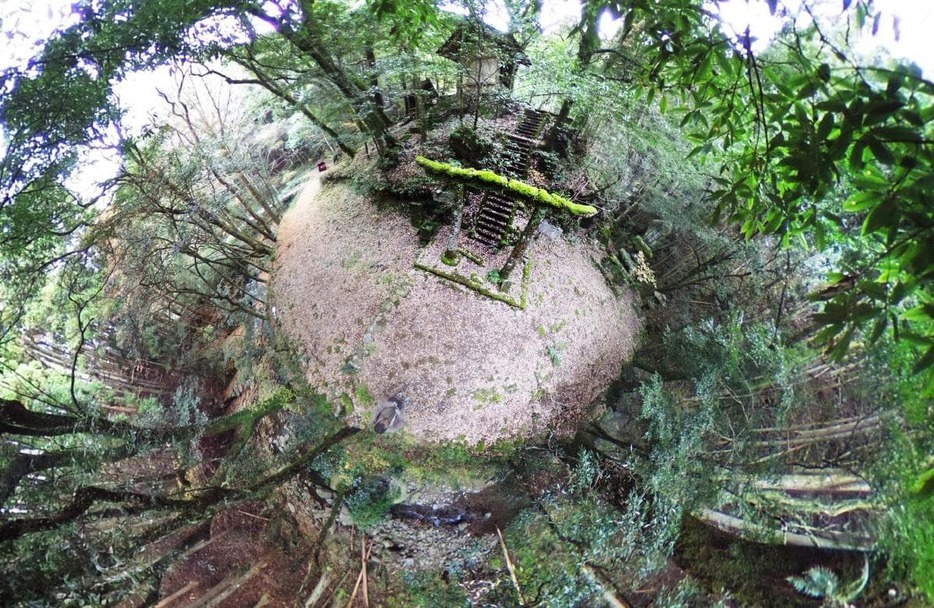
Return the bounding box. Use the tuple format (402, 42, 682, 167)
(500, 206, 545, 283)
(443, 184, 467, 265)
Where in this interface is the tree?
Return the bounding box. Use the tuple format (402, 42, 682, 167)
(100, 72, 292, 324)
(579, 0, 934, 382)
(0, 0, 418, 288)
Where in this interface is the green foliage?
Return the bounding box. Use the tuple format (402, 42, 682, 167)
(345, 475, 400, 529)
(787, 558, 869, 607)
(449, 124, 494, 166)
(875, 440, 934, 599)
(387, 570, 470, 608)
(630, 316, 807, 569)
(546, 344, 564, 367)
(618, 1, 934, 381)
(885, 496, 934, 601)
(788, 566, 840, 600)
(499, 506, 602, 607)
(354, 383, 375, 406)
(652, 577, 711, 608)
(1, 0, 234, 213)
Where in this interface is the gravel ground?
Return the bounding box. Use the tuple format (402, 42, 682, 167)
(271, 170, 641, 444)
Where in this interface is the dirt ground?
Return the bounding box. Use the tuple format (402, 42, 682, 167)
(271, 169, 641, 444)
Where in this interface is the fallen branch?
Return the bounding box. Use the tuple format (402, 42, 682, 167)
(346, 537, 373, 608)
(582, 564, 631, 608)
(154, 581, 198, 608)
(697, 509, 874, 552)
(303, 566, 332, 608)
(497, 527, 526, 607)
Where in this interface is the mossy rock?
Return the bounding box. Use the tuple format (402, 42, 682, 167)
(449, 125, 493, 165)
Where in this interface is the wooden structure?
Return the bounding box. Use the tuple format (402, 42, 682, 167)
(437, 20, 529, 92)
(416, 155, 596, 285)
(471, 108, 548, 247)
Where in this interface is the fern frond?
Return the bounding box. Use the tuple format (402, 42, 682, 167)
(787, 566, 839, 599)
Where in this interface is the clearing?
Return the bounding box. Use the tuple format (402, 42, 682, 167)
(272, 171, 641, 444)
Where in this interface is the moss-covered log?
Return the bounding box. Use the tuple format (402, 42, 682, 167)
(415, 156, 597, 216)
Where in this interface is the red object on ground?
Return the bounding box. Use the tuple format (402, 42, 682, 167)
(317, 161, 328, 172)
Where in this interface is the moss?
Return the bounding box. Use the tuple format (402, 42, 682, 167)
(440, 249, 460, 266)
(456, 247, 484, 265)
(416, 156, 597, 216)
(338, 392, 354, 415)
(414, 262, 526, 309)
(387, 571, 470, 608)
(472, 387, 504, 405)
(355, 383, 374, 406)
(346, 476, 400, 529)
(519, 256, 532, 309)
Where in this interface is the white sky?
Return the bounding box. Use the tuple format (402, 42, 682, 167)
(1, 0, 932, 197)
(4, 0, 930, 75)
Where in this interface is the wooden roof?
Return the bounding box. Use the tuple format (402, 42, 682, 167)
(437, 20, 530, 65)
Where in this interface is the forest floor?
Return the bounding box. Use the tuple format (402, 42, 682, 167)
(271, 166, 642, 443)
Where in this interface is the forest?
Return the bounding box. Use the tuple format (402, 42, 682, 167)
(0, 0, 932, 605)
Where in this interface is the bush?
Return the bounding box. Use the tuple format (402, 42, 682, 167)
(345, 476, 400, 529)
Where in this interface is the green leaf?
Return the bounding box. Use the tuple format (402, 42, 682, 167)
(862, 196, 900, 235)
(816, 113, 834, 139)
(798, 81, 819, 99)
(827, 126, 853, 159)
(912, 345, 934, 375)
(850, 164, 887, 189)
(902, 305, 934, 323)
(814, 323, 844, 344)
(849, 138, 868, 170)
(911, 467, 934, 497)
(864, 99, 904, 124)
(830, 326, 856, 359)
(898, 330, 934, 347)
(886, 73, 904, 97)
(814, 220, 826, 249)
(869, 315, 888, 343)
(843, 190, 881, 212)
(890, 282, 910, 305)
(872, 125, 923, 143)
(865, 137, 893, 164)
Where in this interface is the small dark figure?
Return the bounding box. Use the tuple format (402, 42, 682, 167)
(373, 393, 406, 434)
(317, 161, 328, 172)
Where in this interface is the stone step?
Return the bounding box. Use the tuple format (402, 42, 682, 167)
(483, 207, 512, 221)
(507, 133, 536, 146)
(475, 224, 503, 237)
(477, 219, 509, 233)
(472, 230, 501, 246)
(471, 192, 519, 246)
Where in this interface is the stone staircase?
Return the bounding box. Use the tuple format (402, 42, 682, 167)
(470, 109, 548, 247)
(515, 108, 547, 141)
(503, 109, 547, 178)
(472, 193, 518, 247)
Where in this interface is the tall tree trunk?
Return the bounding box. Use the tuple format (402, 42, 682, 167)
(226, 53, 356, 158)
(283, 23, 398, 158)
(364, 45, 385, 108)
